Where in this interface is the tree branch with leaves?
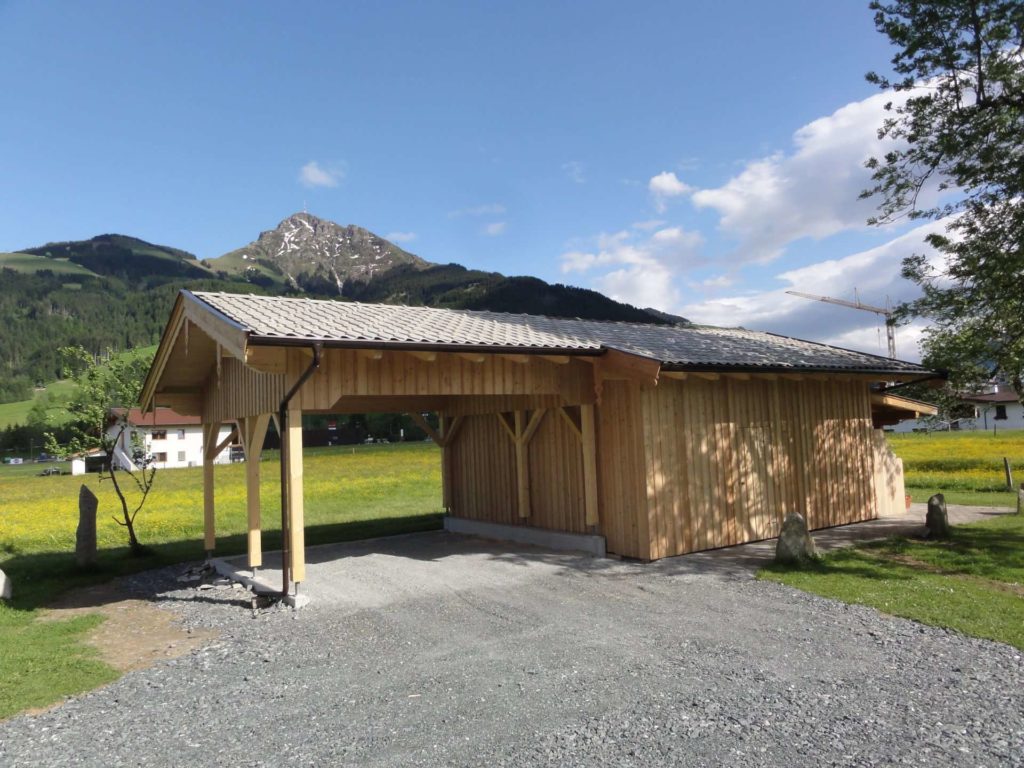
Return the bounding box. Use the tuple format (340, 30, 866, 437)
(44, 346, 157, 556)
(862, 0, 1024, 398)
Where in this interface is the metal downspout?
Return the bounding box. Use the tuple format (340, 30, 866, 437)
(279, 343, 322, 598)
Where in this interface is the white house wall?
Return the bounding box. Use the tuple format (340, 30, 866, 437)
(887, 402, 1024, 433)
(108, 423, 237, 470)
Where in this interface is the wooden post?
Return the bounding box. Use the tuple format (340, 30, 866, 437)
(285, 408, 305, 584)
(580, 404, 600, 527)
(1004, 457, 1014, 491)
(408, 411, 463, 513)
(514, 411, 530, 518)
(202, 422, 220, 554)
(242, 414, 270, 569)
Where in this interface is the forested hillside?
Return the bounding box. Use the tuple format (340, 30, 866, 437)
(0, 215, 686, 410)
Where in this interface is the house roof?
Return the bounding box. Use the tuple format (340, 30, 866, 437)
(189, 291, 933, 375)
(112, 407, 202, 427)
(962, 390, 1019, 404)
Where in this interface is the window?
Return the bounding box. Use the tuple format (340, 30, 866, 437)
(177, 429, 186, 439)
(154, 452, 167, 463)
(151, 430, 167, 440)
(995, 405, 1008, 421)
(177, 451, 186, 462)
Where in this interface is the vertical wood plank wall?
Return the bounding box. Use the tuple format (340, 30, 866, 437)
(639, 377, 878, 560)
(448, 410, 587, 534)
(595, 381, 650, 560)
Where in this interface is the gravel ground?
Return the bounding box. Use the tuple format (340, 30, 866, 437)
(1, 532, 1022, 767)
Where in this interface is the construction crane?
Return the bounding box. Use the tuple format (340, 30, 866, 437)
(785, 290, 897, 359)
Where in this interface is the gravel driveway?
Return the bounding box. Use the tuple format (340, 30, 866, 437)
(1, 531, 1022, 767)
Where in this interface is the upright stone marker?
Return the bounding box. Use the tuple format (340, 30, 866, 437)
(0, 568, 11, 600)
(775, 512, 818, 565)
(77, 484, 98, 567)
(925, 493, 951, 539)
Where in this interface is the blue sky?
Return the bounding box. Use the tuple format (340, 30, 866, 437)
(0, 1, 938, 359)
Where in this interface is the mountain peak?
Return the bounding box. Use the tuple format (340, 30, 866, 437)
(216, 213, 429, 293)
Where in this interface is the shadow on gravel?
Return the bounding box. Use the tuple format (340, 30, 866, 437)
(1, 513, 444, 613)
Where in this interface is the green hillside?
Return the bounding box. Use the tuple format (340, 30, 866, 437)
(0, 379, 77, 430)
(21, 234, 213, 282)
(0, 252, 98, 277)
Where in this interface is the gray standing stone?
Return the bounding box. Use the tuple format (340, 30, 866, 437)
(0, 568, 10, 600)
(77, 484, 98, 567)
(775, 512, 818, 565)
(925, 493, 951, 539)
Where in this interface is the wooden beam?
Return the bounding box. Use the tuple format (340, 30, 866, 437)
(580, 403, 599, 527)
(538, 355, 571, 365)
(457, 352, 486, 364)
(153, 393, 203, 414)
(558, 406, 582, 439)
(181, 293, 248, 362)
(245, 346, 288, 374)
(521, 408, 547, 445)
(599, 349, 662, 385)
(496, 412, 516, 442)
(242, 414, 270, 569)
(359, 348, 384, 361)
(407, 411, 442, 445)
(438, 414, 465, 512)
(726, 372, 751, 381)
(201, 421, 220, 553)
(211, 426, 238, 459)
(514, 411, 530, 518)
(406, 350, 438, 363)
(661, 371, 688, 380)
(501, 354, 530, 365)
(285, 408, 305, 584)
(692, 372, 721, 381)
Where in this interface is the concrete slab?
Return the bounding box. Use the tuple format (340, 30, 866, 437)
(213, 503, 1015, 605)
(443, 515, 607, 556)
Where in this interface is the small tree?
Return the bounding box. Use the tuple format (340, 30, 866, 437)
(45, 347, 157, 556)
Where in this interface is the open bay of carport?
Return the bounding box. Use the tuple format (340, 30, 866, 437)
(0, 528, 1021, 767)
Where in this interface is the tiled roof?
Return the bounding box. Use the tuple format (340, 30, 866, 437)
(190, 291, 931, 374)
(962, 390, 1019, 403)
(112, 407, 202, 426)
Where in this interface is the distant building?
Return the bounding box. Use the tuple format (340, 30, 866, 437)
(107, 407, 237, 470)
(962, 388, 1024, 431)
(887, 384, 1022, 433)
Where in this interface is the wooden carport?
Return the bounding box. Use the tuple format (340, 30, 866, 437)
(140, 291, 937, 593)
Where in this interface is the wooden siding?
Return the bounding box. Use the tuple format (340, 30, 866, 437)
(596, 381, 650, 559)
(447, 409, 587, 534)
(639, 377, 879, 560)
(449, 414, 518, 524)
(202, 357, 286, 424)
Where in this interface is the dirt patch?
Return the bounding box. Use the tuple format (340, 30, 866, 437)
(41, 581, 218, 673)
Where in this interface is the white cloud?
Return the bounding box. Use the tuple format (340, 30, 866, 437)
(559, 226, 703, 312)
(482, 221, 507, 236)
(449, 203, 506, 218)
(384, 231, 416, 244)
(298, 161, 343, 188)
(680, 219, 947, 359)
(648, 171, 693, 212)
(689, 90, 929, 264)
(562, 161, 586, 184)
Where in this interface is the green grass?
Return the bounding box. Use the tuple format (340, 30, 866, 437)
(760, 513, 1024, 649)
(0, 442, 443, 718)
(0, 252, 98, 277)
(0, 379, 78, 431)
(888, 429, 1023, 508)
